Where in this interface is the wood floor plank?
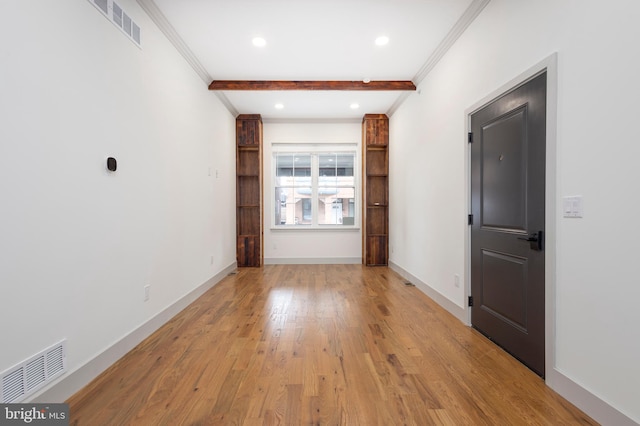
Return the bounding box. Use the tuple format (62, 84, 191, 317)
(67, 265, 597, 425)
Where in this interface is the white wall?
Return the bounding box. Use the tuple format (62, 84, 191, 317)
(0, 0, 235, 400)
(390, 0, 640, 423)
(263, 122, 362, 263)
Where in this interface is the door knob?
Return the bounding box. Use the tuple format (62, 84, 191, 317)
(517, 231, 544, 251)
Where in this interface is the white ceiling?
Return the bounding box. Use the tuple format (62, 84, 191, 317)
(143, 0, 485, 120)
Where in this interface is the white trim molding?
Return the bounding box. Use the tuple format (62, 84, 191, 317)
(135, 0, 238, 117)
(413, 0, 491, 85)
(462, 53, 635, 425)
(29, 262, 237, 403)
(265, 257, 361, 265)
(136, 0, 211, 84)
(387, 0, 491, 117)
(389, 260, 467, 324)
(547, 369, 638, 426)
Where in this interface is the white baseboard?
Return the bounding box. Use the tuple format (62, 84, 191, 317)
(389, 261, 467, 324)
(29, 261, 237, 404)
(389, 261, 636, 425)
(546, 368, 637, 426)
(264, 257, 361, 265)
(30, 260, 635, 425)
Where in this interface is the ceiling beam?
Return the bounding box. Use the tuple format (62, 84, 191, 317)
(208, 80, 416, 91)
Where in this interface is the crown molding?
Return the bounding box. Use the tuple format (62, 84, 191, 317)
(413, 0, 490, 86)
(213, 92, 239, 117)
(386, 92, 413, 118)
(387, 0, 490, 117)
(136, 0, 211, 85)
(137, 0, 488, 119)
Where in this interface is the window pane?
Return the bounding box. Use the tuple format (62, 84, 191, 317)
(319, 153, 354, 187)
(319, 154, 336, 175)
(336, 175, 355, 187)
(318, 187, 355, 225)
(274, 151, 356, 227)
(276, 154, 293, 177)
(336, 154, 354, 176)
(275, 175, 291, 187)
(293, 154, 311, 181)
(319, 153, 336, 187)
(276, 153, 311, 186)
(275, 187, 312, 225)
(302, 198, 312, 223)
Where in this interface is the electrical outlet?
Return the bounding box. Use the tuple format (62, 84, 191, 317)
(210, 255, 214, 265)
(144, 285, 150, 302)
(454, 274, 460, 288)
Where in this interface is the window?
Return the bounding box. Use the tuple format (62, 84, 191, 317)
(274, 150, 357, 228)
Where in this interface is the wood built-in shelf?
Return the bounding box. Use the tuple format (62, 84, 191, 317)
(363, 114, 389, 266)
(236, 114, 263, 267)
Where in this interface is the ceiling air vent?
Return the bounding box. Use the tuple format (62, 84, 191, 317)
(112, 2, 123, 27)
(123, 11, 132, 37)
(132, 22, 141, 45)
(88, 0, 141, 47)
(94, 0, 108, 15)
(1, 340, 66, 403)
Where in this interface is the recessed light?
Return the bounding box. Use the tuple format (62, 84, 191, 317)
(275, 103, 284, 110)
(252, 37, 266, 47)
(375, 36, 389, 46)
(350, 103, 360, 109)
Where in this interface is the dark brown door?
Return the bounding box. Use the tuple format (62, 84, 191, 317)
(470, 72, 546, 377)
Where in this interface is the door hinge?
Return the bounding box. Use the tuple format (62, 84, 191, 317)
(468, 132, 473, 143)
(468, 214, 473, 225)
(468, 296, 474, 307)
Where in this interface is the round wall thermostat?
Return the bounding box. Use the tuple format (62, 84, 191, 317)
(107, 157, 117, 172)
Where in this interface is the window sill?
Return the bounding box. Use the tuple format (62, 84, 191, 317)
(270, 226, 360, 232)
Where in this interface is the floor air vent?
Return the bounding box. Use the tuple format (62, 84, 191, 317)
(1, 340, 66, 403)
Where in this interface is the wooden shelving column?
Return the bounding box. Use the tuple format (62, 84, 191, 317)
(362, 114, 389, 266)
(236, 114, 263, 267)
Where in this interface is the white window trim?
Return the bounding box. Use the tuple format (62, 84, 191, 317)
(271, 143, 360, 230)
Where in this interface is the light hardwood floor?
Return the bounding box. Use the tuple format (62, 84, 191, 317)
(67, 265, 596, 425)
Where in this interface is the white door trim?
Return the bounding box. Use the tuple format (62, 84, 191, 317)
(464, 52, 558, 376)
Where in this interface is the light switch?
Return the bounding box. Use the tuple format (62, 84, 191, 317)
(563, 196, 583, 218)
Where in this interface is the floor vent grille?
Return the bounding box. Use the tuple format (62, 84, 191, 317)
(1, 340, 66, 403)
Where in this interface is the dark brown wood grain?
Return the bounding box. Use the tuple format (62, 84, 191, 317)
(363, 115, 389, 266)
(236, 115, 263, 267)
(209, 80, 416, 91)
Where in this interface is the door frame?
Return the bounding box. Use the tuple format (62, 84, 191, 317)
(464, 53, 558, 383)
